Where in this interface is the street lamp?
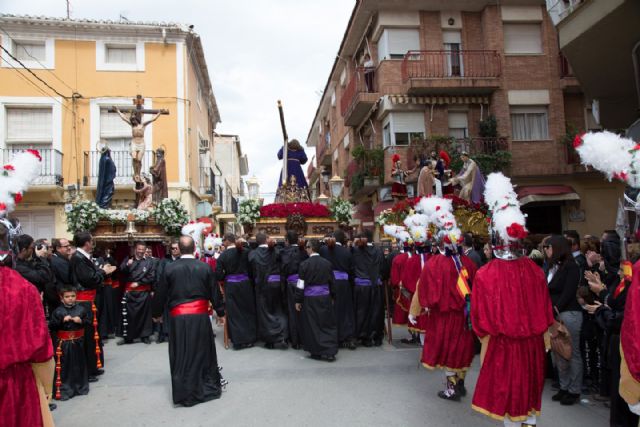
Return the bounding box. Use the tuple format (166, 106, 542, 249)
(246, 176, 260, 199)
(328, 175, 344, 199)
(321, 168, 330, 185)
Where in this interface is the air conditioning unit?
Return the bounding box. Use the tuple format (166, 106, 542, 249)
(199, 139, 210, 152)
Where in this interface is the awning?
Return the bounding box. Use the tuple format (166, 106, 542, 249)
(374, 200, 395, 216)
(389, 94, 490, 105)
(516, 185, 580, 205)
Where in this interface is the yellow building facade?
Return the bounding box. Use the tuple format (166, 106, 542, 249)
(0, 15, 220, 239)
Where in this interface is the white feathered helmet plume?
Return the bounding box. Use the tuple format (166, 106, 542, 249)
(0, 150, 42, 217)
(484, 172, 528, 259)
(574, 131, 640, 187)
(383, 224, 412, 245)
(181, 221, 209, 258)
(403, 212, 431, 244)
(417, 196, 462, 247)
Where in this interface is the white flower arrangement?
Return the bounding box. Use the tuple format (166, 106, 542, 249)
(329, 198, 353, 225)
(151, 199, 190, 236)
(100, 209, 151, 223)
(237, 198, 261, 225)
(375, 209, 391, 226)
(66, 200, 102, 233)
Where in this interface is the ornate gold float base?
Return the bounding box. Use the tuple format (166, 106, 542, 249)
(92, 219, 169, 242)
(253, 217, 338, 240)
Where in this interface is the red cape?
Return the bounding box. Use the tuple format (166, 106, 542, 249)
(418, 253, 477, 312)
(472, 257, 554, 338)
(0, 266, 53, 427)
(622, 260, 640, 382)
(390, 252, 409, 287)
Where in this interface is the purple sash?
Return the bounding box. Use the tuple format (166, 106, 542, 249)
(304, 284, 330, 297)
(267, 274, 281, 283)
(333, 270, 348, 281)
(355, 277, 372, 286)
(287, 274, 299, 284)
(226, 273, 249, 283)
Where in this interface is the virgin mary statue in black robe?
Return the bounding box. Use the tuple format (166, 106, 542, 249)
(96, 147, 116, 208)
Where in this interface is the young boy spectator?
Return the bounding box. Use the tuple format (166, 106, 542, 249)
(49, 286, 90, 400)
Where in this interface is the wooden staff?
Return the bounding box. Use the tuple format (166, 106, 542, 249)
(278, 100, 288, 187)
(384, 279, 393, 344)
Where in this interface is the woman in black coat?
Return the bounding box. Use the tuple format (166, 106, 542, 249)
(545, 235, 583, 405)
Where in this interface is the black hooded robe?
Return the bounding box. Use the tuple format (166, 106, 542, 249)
(95, 149, 116, 209)
(320, 243, 355, 344)
(280, 244, 308, 348)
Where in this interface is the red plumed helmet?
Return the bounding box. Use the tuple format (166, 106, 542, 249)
(439, 150, 450, 167)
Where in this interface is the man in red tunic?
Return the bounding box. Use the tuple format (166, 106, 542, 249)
(0, 240, 55, 427)
(471, 172, 554, 427)
(415, 199, 477, 401)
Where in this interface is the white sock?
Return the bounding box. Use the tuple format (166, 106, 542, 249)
(503, 420, 520, 427)
(419, 333, 425, 345)
(526, 415, 536, 425)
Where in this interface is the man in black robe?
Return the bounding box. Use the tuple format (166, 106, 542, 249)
(296, 239, 338, 361)
(351, 230, 384, 347)
(118, 241, 155, 345)
(96, 247, 118, 339)
(248, 233, 288, 349)
(154, 240, 180, 344)
(70, 231, 116, 380)
(280, 231, 308, 349)
(51, 238, 73, 315)
(152, 235, 225, 407)
(215, 233, 257, 350)
(320, 230, 356, 349)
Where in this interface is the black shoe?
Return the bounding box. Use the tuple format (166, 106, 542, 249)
(347, 341, 357, 350)
(401, 337, 419, 345)
(560, 393, 580, 406)
(95, 368, 105, 376)
(141, 337, 151, 344)
(323, 355, 336, 362)
(437, 388, 460, 401)
(276, 340, 288, 350)
(456, 379, 467, 397)
(88, 376, 99, 383)
(265, 343, 275, 349)
(373, 340, 382, 347)
(361, 339, 373, 347)
(291, 343, 301, 350)
(310, 354, 322, 361)
(156, 336, 165, 344)
(551, 389, 567, 402)
(49, 403, 57, 411)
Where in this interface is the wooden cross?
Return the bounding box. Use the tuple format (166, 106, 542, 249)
(107, 94, 170, 116)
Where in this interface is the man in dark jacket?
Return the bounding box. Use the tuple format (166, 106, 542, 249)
(49, 238, 73, 314)
(14, 234, 55, 311)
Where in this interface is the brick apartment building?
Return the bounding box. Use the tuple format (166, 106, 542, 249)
(305, 0, 624, 238)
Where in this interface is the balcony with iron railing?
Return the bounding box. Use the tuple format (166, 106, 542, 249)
(340, 67, 379, 127)
(547, 0, 585, 26)
(0, 147, 63, 186)
(401, 50, 501, 95)
(199, 166, 215, 197)
(83, 150, 155, 186)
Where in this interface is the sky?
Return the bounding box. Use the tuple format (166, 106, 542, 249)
(0, 0, 355, 200)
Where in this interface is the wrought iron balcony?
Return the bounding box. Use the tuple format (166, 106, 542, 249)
(0, 147, 63, 186)
(83, 150, 155, 186)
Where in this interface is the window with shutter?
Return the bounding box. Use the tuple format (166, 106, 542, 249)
(384, 112, 426, 146)
(378, 29, 420, 60)
(503, 24, 542, 54)
(448, 111, 468, 138)
(13, 41, 46, 62)
(105, 45, 137, 64)
(6, 107, 53, 143)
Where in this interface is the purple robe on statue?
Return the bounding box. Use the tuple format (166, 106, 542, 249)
(278, 147, 308, 188)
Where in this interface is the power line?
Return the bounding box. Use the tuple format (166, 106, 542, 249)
(0, 23, 75, 93)
(0, 56, 74, 114)
(0, 43, 70, 100)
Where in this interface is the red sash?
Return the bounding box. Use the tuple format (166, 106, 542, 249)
(125, 282, 151, 292)
(75, 289, 96, 302)
(169, 299, 210, 317)
(56, 330, 84, 341)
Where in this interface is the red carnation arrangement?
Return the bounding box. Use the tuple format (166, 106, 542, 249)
(506, 222, 528, 239)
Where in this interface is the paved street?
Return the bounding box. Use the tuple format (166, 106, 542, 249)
(52, 325, 609, 427)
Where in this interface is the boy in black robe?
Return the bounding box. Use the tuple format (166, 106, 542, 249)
(152, 236, 225, 407)
(296, 239, 338, 361)
(280, 231, 308, 349)
(50, 286, 90, 400)
(320, 230, 356, 349)
(118, 241, 156, 344)
(248, 233, 288, 349)
(215, 233, 257, 350)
